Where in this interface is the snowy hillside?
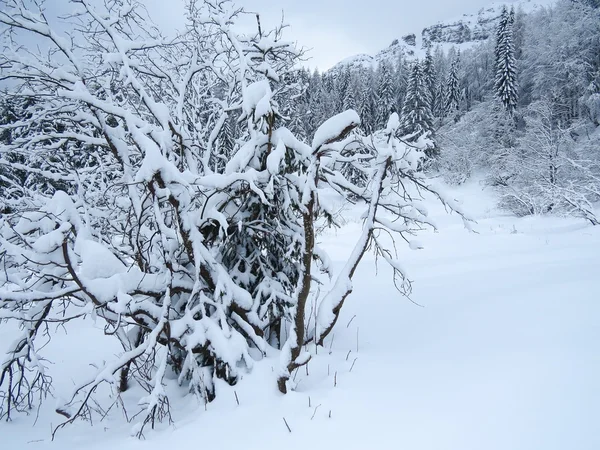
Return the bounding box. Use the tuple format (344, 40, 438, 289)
(331, 0, 556, 71)
(3, 181, 599, 450)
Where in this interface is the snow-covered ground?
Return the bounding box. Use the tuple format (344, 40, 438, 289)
(3, 180, 599, 450)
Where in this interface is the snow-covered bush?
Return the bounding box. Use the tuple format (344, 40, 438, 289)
(497, 100, 599, 224)
(437, 101, 516, 185)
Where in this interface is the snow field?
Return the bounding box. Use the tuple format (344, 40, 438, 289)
(3, 181, 599, 450)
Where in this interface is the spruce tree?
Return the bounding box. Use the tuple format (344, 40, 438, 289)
(423, 49, 437, 108)
(445, 54, 461, 117)
(336, 66, 351, 112)
(401, 62, 434, 143)
(359, 67, 379, 134)
(434, 76, 447, 121)
(343, 71, 359, 111)
(305, 69, 324, 138)
(494, 7, 518, 114)
(394, 55, 410, 117)
(376, 60, 396, 128)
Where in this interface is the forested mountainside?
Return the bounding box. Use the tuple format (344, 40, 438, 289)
(288, 0, 600, 221)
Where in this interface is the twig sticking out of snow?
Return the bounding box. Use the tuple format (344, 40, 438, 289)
(282, 417, 292, 433)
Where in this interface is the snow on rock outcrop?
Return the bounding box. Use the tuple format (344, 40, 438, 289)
(330, 0, 556, 73)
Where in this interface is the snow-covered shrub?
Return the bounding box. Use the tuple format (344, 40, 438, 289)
(497, 100, 599, 224)
(437, 101, 516, 185)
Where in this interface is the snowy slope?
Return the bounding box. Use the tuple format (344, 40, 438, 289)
(331, 0, 557, 71)
(2, 180, 599, 450)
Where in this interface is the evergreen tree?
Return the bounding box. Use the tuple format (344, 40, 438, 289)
(401, 62, 434, 143)
(320, 72, 338, 127)
(394, 53, 410, 115)
(376, 60, 396, 128)
(434, 75, 447, 121)
(343, 71, 359, 111)
(445, 53, 461, 117)
(494, 7, 518, 114)
(431, 46, 448, 121)
(305, 69, 324, 138)
(217, 114, 237, 170)
(358, 67, 379, 134)
(423, 48, 437, 110)
(336, 66, 351, 112)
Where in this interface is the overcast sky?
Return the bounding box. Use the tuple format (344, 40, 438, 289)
(143, 0, 521, 71)
(37, 0, 520, 71)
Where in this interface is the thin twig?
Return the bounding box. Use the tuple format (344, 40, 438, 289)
(311, 404, 321, 420)
(282, 417, 292, 433)
(346, 315, 357, 328)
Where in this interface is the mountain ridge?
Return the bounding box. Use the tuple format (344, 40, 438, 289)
(330, 0, 555, 72)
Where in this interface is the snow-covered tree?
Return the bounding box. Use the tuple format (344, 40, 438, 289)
(336, 66, 351, 112)
(422, 49, 437, 114)
(359, 67, 379, 135)
(445, 53, 461, 118)
(494, 7, 518, 114)
(498, 99, 599, 223)
(0, 0, 469, 435)
(343, 71, 360, 111)
(376, 60, 396, 128)
(401, 63, 435, 150)
(395, 54, 410, 115)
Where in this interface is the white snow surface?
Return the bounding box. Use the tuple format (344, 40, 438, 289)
(2, 179, 599, 450)
(78, 239, 127, 279)
(311, 110, 360, 151)
(243, 80, 272, 119)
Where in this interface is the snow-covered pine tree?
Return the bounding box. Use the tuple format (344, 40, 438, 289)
(376, 60, 396, 128)
(359, 67, 379, 135)
(445, 53, 461, 118)
(303, 69, 324, 138)
(215, 114, 238, 171)
(436, 0, 600, 223)
(423, 48, 438, 117)
(318, 72, 339, 132)
(343, 71, 359, 111)
(0, 97, 27, 214)
(401, 62, 435, 154)
(494, 7, 518, 114)
(336, 66, 352, 112)
(278, 69, 308, 140)
(459, 42, 495, 109)
(434, 76, 447, 122)
(395, 54, 410, 115)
